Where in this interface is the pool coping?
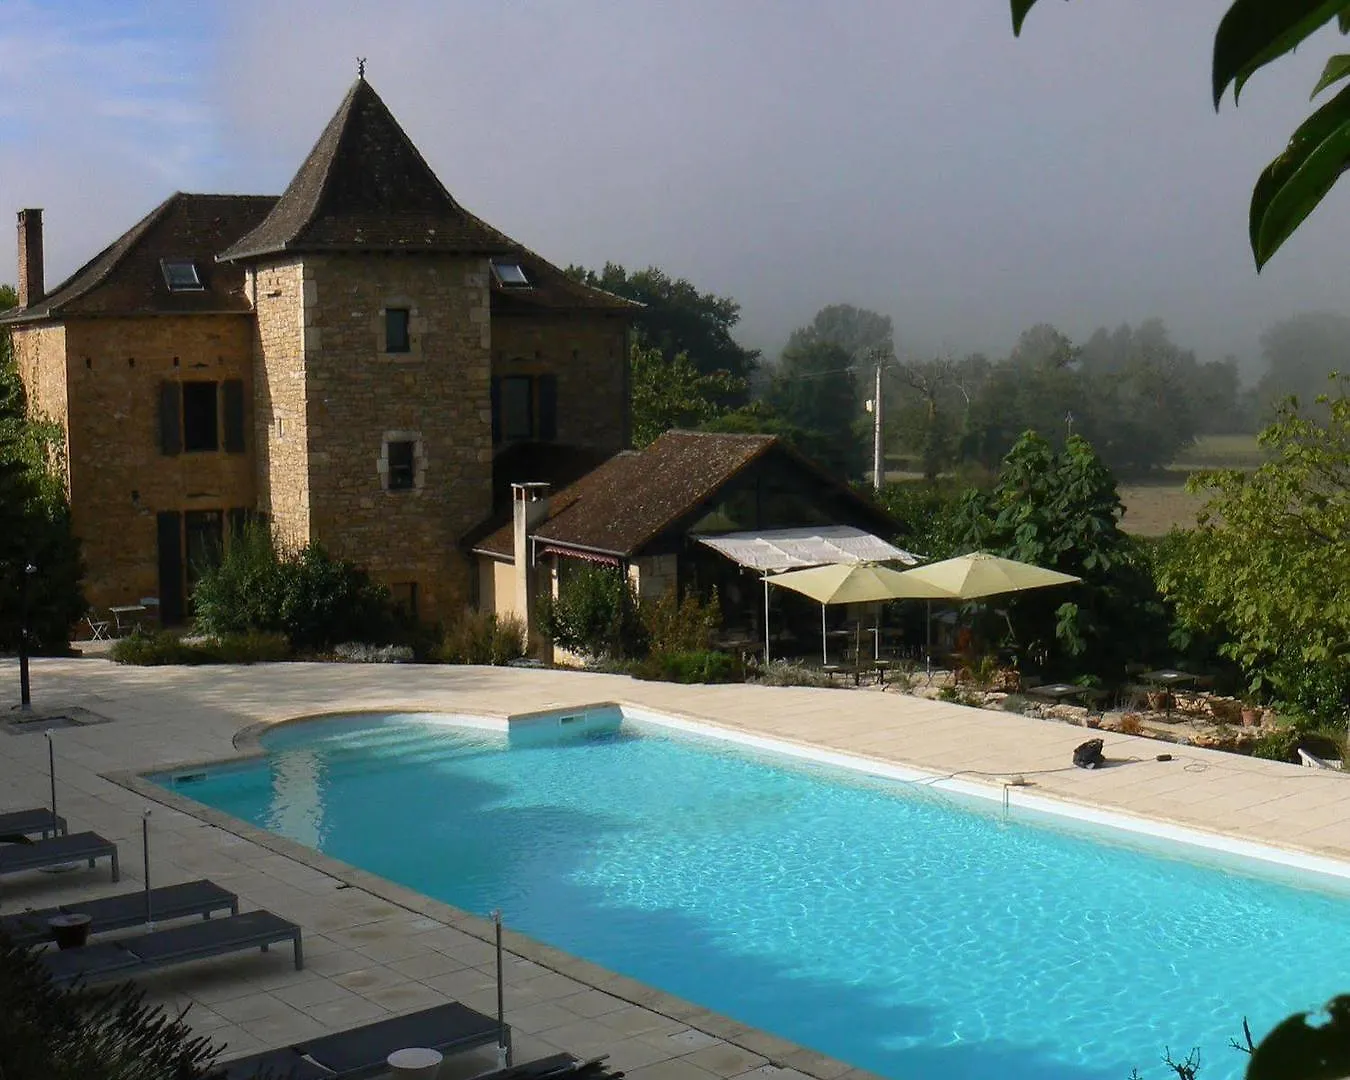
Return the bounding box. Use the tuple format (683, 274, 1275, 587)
(105, 697, 1350, 1080)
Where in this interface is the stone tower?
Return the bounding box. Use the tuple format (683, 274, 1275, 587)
(220, 77, 513, 620)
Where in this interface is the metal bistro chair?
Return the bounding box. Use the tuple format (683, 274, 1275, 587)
(84, 610, 111, 642)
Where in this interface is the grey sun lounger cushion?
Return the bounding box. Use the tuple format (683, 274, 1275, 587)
(216, 1001, 507, 1080)
(0, 831, 118, 880)
(42, 909, 303, 985)
(0, 808, 67, 838)
(293, 1000, 504, 1077)
(479, 1053, 618, 1080)
(1, 879, 239, 946)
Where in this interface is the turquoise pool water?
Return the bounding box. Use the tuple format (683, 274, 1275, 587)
(158, 710, 1350, 1080)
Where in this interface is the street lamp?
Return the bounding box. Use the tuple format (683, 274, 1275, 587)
(18, 562, 36, 711)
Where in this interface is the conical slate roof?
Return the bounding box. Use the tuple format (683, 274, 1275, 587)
(220, 78, 513, 260)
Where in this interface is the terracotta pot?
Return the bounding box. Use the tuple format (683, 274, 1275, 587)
(1241, 707, 1261, 727)
(1146, 690, 1170, 712)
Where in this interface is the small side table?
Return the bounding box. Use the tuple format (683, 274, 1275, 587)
(387, 1047, 443, 1080)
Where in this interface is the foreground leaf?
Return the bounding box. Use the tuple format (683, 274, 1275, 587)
(1213, 0, 1346, 108)
(1010, 0, 1042, 35)
(1247, 996, 1350, 1080)
(1312, 53, 1350, 97)
(1250, 81, 1350, 267)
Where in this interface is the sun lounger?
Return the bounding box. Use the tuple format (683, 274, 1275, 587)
(41, 909, 302, 985)
(0, 807, 67, 839)
(0, 831, 118, 881)
(477, 1053, 619, 1080)
(1, 879, 239, 947)
(215, 1001, 509, 1080)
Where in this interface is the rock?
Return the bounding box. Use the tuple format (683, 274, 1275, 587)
(1073, 738, 1106, 769)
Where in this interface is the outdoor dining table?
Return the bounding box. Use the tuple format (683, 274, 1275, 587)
(1026, 682, 1091, 704)
(1140, 669, 1197, 718)
(108, 605, 147, 637)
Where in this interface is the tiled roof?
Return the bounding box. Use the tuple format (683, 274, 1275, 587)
(220, 78, 516, 260)
(0, 194, 276, 324)
(472, 430, 783, 558)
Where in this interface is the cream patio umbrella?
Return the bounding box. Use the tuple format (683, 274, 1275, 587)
(897, 551, 1081, 599)
(765, 562, 957, 665)
(898, 551, 1082, 659)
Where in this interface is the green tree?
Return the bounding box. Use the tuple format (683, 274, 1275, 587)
(952, 431, 1168, 676)
(629, 343, 746, 448)
(785, 304, 893, 365)
(765, 339, 863, 479)
(1013, 1, 1350, 268)
(1253, 311, 1350, 421)
(1156, 376, 1350, 727)
(0, 283, 85, 652)
(566, 263, 758, 393)
(540, 563, 645, 661)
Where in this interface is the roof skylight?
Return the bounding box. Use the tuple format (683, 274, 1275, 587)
(490, 259, 531, 288)
(161, 259, 204, 292)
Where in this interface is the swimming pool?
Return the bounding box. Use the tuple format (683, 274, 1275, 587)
(157, 709, 1350, 1080)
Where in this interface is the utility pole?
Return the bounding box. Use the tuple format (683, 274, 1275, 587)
(18, 563, 35, 711)
(872, 358, 885, 491)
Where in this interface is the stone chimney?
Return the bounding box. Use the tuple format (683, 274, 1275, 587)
(511, 482, 551, 643)
(17, 209, 44, 309)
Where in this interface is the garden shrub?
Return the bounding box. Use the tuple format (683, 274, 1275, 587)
(192, 525, 393, 649)
(540, 564, 645, 661)
(1251, 727, 1301, 763)
(632, 649, 740, 684)
(110, 630, 291, 666)
(437, 609, 527, 665)
(109, 630, 202, 666)
(640, 587, 719, 654)
(333, 642, 415, 664)
(0, 932, 219, 1079)
(752, 660, 836, 688)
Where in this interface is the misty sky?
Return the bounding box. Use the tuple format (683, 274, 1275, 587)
(1, 0, 1346, 378)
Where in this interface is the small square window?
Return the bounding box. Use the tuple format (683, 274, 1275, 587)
(490, 260, 531, 288)
(385, 308, 411, 353)
(387, 440, 416, 490)
(161, 259, 204, 292)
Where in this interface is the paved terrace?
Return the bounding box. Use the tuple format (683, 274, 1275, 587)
(3, 656, 1350, 1080)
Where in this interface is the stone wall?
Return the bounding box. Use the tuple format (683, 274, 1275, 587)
(492, 313, 628, 452)
(61, 316, 255, 613)
(11, 324, 69, 477)
(630, 553, 677, 602)
(297, 252, 494, 620)
(249, 260, 310, 546)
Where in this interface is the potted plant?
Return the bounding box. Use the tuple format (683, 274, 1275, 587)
(1240, 695, 1263, 727)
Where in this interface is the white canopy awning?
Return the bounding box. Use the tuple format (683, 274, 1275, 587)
(697, 525, 920, 573)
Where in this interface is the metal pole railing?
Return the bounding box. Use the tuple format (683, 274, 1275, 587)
(494, 909, 509, 1066)
(143, 810, 153, 928)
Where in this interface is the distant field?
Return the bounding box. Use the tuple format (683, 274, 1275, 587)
(881, 435, 1265, 537)
(1122, 434, 1263, 536)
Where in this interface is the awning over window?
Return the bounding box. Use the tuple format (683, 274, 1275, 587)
(696, 526, 920, 573)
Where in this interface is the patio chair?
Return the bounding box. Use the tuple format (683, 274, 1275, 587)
(1, 879, 238, 947)
(0, 831, 118, 881)
(212, 1000, 508, 1080)
(83, 611, 111, 642)
(41, 908, 302, 985)
(0, 807, 67, 839)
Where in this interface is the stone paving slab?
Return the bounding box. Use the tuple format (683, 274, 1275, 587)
(2, 655, 1348, 1080)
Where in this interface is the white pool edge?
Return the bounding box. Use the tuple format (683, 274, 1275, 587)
(614, 703, 1350, 888)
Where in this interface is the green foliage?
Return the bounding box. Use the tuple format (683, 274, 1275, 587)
(540, 564, 646, 661)
(786, 304, 893, 364)
(699, 401, 839, 470)
(872, 480, 970, 561)
(565, 263, 758, 390)
(753, 659, 837, 688)
(0, 932, 219, 1079)
(437, 609, 528, 665)
(640, 587, 719, 655)
(631, 649, 740, 684)
(1014, 0, 1350, 269)
(766, 338, 864, 479)
(1156, 378, 1350, 726)
(0, 284, 86, 653)
(110, 629, 291, 666)
(1253, 312, 1350, 422)
(629, 343, 746, 448)
(952, 431, 1170, 676)
(191, 525, 393, 650)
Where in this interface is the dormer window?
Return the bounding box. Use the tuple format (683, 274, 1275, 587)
(161, 259, 204, 292)
(490, 259, 531, 289)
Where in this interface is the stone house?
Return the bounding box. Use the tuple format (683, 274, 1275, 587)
(1, 77, 635, 624)
(470, 430, 903, 653)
